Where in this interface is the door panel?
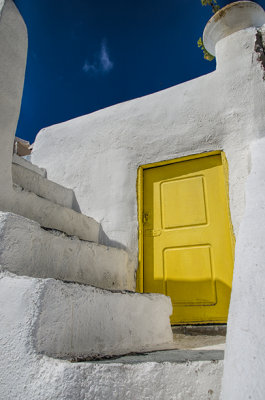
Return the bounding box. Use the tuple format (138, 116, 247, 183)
(161, 176, 207, 229)
(142, 153, 234, 324)
(164, 245, 216, 305)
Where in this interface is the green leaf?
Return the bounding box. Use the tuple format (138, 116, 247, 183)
(200, 0, 220, 14)
(197, 37, 203, 48)
(197, 37, 215, 61)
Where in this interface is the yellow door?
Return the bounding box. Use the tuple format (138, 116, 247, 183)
(141, 152, 234, 324)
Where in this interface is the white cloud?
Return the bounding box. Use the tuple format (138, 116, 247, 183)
(99, 42, 113, 72)
(82, 40, 113, 75)
(82, 61, 96, 73)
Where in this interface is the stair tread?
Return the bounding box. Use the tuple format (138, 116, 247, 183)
(0, 272, 173, 360)
(90, 348, 224, 364)
(9, 188, 99, 242)
(0, 211, 133, 290)
(12, 153, 47, 177)
(12, 161, 75, 210)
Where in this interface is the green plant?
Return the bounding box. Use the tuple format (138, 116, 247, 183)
(198, 0, 220, 61)
(197, 37, 215, 61)
(201, 0, 220, 14)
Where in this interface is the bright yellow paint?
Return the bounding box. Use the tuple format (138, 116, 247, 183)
(137, 152, 235, 324)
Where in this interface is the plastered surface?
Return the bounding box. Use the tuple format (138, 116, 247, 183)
(1, 4, 265, 398)
(0, 273, 222, 400)
(12, 153, 47, 177)
(12, 186, 100, 242)
(203, 1, 265, 55)
(221, 137, 265, 400)
(0, 272, 172, 357)
(0, 0, 27, 198)
(36, 277, 173, 358)
(12, 162, 76, 210)
(0, 212, 134, 291)
(32, 26, 265, 270)
(0, 0, 5, 15)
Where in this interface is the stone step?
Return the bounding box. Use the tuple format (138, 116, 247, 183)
(12, 153, 47, 177)
(0, 272, 173, 359)
(97, 348, 224, 364)
(0, 272, 222, 400)
(0, 211, 134, 291)
(12, 158, 77, 210)
(90, 349, 223, 399)
(9, 186, 99, 242)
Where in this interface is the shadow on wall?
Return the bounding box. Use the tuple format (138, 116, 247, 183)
(98, 225, 128, 251)
(71, 190, 128, 251)
(72, 192, 81, 213)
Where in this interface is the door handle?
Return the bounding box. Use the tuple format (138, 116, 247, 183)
(143, 213, 149, 223)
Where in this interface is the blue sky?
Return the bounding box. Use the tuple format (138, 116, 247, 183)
(14, 0, 265, 143)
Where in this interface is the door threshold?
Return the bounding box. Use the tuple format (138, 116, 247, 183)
(171, 325, 226, 351)
(172, 324, 226, 336)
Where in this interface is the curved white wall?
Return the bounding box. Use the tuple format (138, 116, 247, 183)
(221, 137, 265, 399)
(1, 3, 265, 397)
(0, 0, 27, 196)
(32, 27, 265, 270)
(0, 0, 5, 14)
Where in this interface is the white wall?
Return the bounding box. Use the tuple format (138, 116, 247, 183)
(1, 3, 265, 397)
(32, 26, 265, 270)
(31, 26, 265, 396)
(0, 212, 134, 291)
(221, 137, 265, 399)
(0, 272, 222, 400)
(0, 0, 27, 198)
(0, 0, 5, 15)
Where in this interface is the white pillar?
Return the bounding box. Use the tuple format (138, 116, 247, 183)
(0, 0, 27, 207)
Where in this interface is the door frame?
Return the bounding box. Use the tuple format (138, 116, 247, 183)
(136, 150, 234, 293)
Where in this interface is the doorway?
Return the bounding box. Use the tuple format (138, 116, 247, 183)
(137, 152, 234, 324)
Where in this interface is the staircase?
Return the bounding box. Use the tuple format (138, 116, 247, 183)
(0, 156, 224, 399)
(12, 153, 77, 210)
(10, 154, 99, 241)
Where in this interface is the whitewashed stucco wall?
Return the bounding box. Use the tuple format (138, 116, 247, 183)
(32, 26, 265, 270)
(1, 4, 265, 398)
(0, 0, 5, 15)
(0, 0, 27, 206)
(221, 137, 265, 399)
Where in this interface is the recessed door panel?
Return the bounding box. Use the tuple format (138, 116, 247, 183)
(161, 176, 207, 229)
(142, 153, 234, 324)
(164, 245, 216, 305)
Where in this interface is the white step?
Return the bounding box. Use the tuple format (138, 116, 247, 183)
(10, 186, 99, 242)
(12, 153, 47, 177)
(37, 278, 173, 359)
(12, 159, 76, 210)
(0, 272, 173, 359)
(0, 211, 134, 291)
(0, 272, 222, 400)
